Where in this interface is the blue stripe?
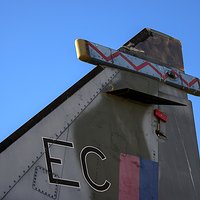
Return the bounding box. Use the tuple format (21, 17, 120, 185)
(139, 158, 158, 200)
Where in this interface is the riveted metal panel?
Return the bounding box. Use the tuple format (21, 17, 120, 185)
(32, 166, 59, 199)
(0, 67, 119, 199)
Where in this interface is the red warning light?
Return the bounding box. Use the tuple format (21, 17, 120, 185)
(154, 109, 168, 122)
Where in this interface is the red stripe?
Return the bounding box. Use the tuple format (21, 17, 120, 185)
(119, 53, 137, 68)
(88, 42, 113, 61)
(119, 154, 140, 200)
(189, 78, 198, 87)
(180, 75, 189, 86)
(136, 62, 164, 78)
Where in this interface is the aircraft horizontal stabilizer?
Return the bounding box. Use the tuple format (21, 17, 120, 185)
(75, 39, 200, 96)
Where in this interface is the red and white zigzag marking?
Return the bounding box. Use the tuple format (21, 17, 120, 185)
(88, 42, 199, 88)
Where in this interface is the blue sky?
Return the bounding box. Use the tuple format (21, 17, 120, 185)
(0, 0, 200, 151)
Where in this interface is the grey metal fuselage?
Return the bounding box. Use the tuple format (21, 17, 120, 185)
(0, 28, 200, 200)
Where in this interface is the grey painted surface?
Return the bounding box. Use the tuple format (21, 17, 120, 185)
(159, 102, 200, 199)
(0, 67, 199, 199)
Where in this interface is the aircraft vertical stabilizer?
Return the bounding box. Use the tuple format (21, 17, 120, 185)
(0, 28, 199, 200)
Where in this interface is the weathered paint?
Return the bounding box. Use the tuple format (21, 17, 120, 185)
(119, 154, 158, 200)
(119, 154, 139, 200)
(140, 158, 158, 200)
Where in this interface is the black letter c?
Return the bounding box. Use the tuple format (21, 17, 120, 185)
(80, 146, 111, 192)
